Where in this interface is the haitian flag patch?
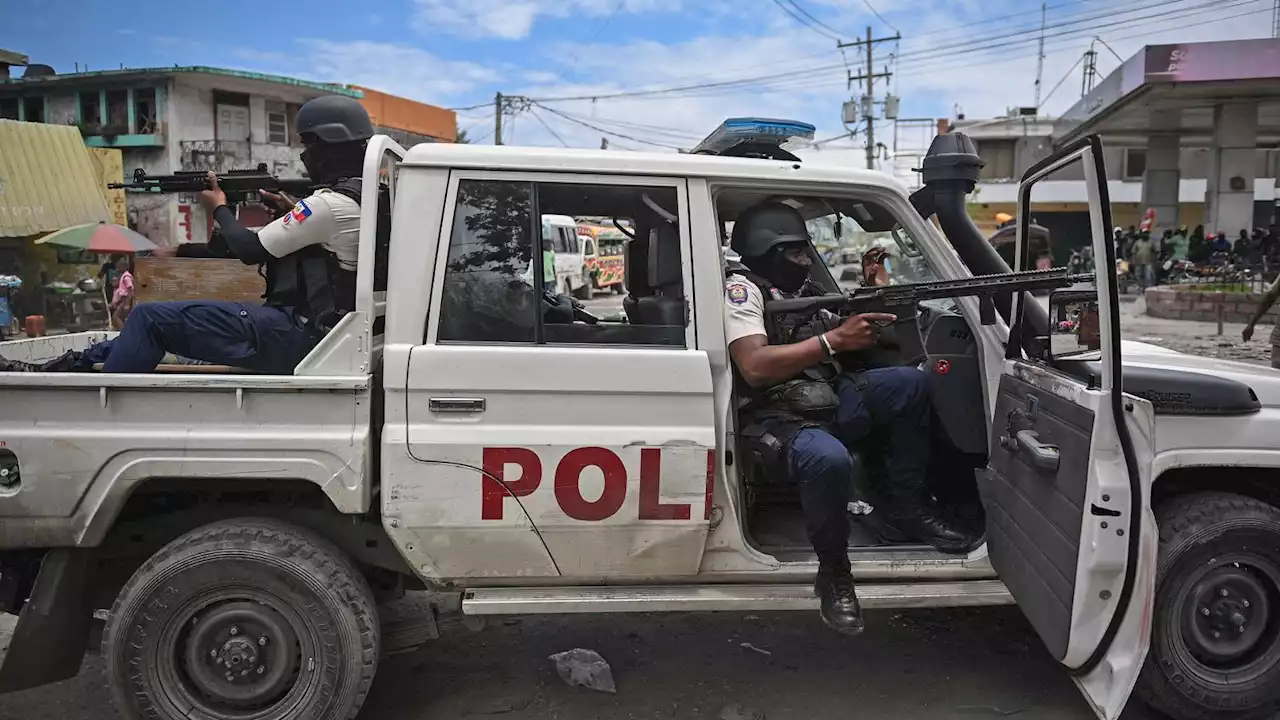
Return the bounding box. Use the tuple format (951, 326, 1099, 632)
(290, 200, 312, 224)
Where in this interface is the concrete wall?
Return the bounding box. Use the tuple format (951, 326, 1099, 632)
(146, 75, 326, 246)
(976, 141, 1278, 182)
(1145, 285, 1277, 324)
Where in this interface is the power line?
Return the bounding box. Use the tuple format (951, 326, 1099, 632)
(528, 107, 571, 147)
(768, 0, 842, 40)
(784, 0, 852, 39)
(527, 0, 1223, 105)
(534, 104, 685, 149)
(861, 0, 900, 34)
(561, 0, 627, 81)
(1040, 51, 1087, 107)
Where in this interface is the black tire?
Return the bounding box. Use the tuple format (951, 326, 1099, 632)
(1137, 492, 1280, 720)
(611, 283, 626, 295)
(102, 517, 379, 720)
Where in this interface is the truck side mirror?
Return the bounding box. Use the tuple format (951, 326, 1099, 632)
(1047, 288, 1102, 361)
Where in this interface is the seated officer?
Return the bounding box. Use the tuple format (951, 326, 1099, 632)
(75, 96, 373, 374)
(724, 202, 973, 636)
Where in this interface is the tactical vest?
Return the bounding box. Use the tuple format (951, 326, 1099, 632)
(262, 177, 391, 333)
(727, 262, 840, 424)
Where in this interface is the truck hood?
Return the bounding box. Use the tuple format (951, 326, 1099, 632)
(1121, 340, 1280, 409)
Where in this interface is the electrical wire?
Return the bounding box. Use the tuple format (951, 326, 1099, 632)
(1093, 35, 1125, 63)
(561, 0, 627, 81)
(1038, 51, 1088, 107)
(528, 107, 571, 147)
(783, 0, 852, 39)
(861, 0, 900, 34)
(527, 0, 1230, 104)
(768, 0, 842, 40)
(534, 104, 685, 149)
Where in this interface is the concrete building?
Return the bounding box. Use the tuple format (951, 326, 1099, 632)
(0, 59, 457, 247)
(951, 38, 1280, 261)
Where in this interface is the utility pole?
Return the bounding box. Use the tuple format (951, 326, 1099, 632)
(1080, 43, 1099, 98)
(1033, 1, 1047, 109)
(601, 137, 609, 150)
(1273, 0, 1279, 38)
(839, 26, 899, 170)
(494, 92, 504, 146)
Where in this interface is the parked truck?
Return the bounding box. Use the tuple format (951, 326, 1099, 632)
(2, 123, 1279, 720)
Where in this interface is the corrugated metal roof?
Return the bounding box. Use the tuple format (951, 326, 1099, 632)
(0, 119, 110, 237)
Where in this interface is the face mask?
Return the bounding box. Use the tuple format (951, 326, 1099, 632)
(767, 255, 811, 293)
(300, 148, 323, 181)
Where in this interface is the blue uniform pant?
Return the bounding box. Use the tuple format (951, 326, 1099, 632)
(78, 300, 318, 373)
(784, 366, 932, 567)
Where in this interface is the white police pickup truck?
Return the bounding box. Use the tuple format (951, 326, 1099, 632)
(1, 120, 1278, 720)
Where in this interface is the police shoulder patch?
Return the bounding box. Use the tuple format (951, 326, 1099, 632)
(726, 283, 750, 305)
(290, 200, 313, 224)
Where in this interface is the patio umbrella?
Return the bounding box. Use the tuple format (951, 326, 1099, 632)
(35, 222, 159, 254)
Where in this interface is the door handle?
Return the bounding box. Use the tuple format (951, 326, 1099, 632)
(1001, 429, 1059, 473)
(428, 397, 486, 413)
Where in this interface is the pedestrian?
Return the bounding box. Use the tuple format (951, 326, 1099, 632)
(1171, 225, 1190, 261)
(108, 255, 134, 329)
(1130, 232, 1156, 290)
(1242, 273, 1280, 369)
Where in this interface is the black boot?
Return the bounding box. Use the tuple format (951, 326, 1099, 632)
(0, 350, 80, 373)
(814, 564, 864, 636)
(885, 487, 979, 554)
(899, 506, 980, 554)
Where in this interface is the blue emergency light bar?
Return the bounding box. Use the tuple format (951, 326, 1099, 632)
(691, 118, 817, 160)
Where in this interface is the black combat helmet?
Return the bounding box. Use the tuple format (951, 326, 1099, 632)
(731, 202, 811, 261)
(295, 96, 374, 144)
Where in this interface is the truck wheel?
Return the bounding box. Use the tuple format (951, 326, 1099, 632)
(612, 283, 625, 295)
(1137, 492, 1280, 720)
(101, 518, 379, 720)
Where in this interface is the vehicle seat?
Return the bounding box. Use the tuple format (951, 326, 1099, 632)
(623, 221, 686, 327)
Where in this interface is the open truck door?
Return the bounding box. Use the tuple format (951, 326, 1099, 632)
(979, 136, 1158, 720)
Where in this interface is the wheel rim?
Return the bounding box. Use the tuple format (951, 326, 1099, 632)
(157, 588, 316, 719)
(1173, 553, 1280, 684)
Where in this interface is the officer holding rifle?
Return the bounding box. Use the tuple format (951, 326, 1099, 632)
(725, 202, 977, 636)
(70, 96, 374, 374)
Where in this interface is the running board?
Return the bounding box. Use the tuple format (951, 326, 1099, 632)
(462, 580, 1011, 615)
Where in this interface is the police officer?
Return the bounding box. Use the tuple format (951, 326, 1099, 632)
(76, 95, 373, 373)
(725, 202, 972, 635)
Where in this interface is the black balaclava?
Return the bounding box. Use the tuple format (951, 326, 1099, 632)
(300, 140, 367, 184)
(745, 242, 809, 294)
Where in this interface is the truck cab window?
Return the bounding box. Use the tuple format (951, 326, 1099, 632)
(435, 179, 686, 347)
(438, 179, 538, 343)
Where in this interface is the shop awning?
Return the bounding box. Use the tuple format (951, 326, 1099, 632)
(0, 119, 110, 238)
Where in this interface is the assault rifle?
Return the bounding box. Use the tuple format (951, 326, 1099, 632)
(766, 267, 1096, 325)
(108, 163, 316, 204)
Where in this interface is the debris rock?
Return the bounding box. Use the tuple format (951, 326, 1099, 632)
(548, 648, 616, 694)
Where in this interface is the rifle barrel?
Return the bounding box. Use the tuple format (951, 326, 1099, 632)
(766, 269, 1095, 316)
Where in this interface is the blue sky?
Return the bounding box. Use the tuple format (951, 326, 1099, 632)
(2, 0, 1273, 163)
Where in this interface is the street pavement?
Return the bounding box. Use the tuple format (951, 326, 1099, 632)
(0, 291, 1261, 720)
(0, 609, 1156, 720)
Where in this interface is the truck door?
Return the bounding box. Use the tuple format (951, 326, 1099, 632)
(980, 136, 1158, 720)
(391, 173, 716, 582)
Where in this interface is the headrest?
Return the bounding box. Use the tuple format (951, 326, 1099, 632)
(647, 222, 683, 289)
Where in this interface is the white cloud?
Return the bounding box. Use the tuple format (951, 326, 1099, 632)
(412, 0, 681, 40)
(221, 0, 1270, 162)
(297, 40, 497, 104)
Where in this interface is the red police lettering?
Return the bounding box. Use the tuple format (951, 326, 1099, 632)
(555, 447, 627, 521)
(638, 448, 691, 520)
(481, 447, 542, 520)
